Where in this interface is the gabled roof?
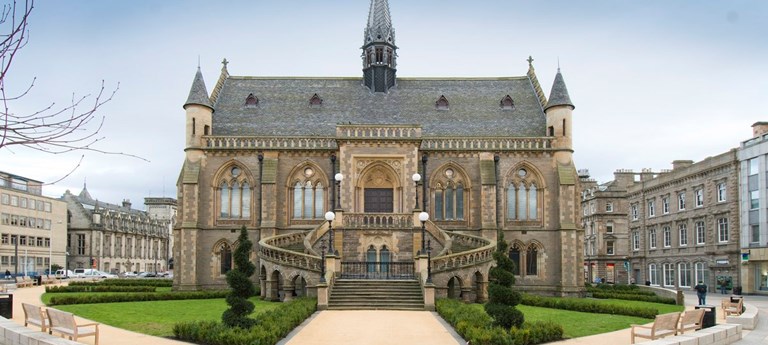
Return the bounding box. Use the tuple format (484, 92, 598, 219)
(210, 76, 547, 137)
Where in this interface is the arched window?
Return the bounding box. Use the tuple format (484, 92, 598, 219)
(219, 243, 232, 275)
(289, 165, 327, 220)
(218, 166, 252, 220)
(526, 246, 538, 275)
(508, 245, 521, 275)
(380, 246, 390, 273)
(505, 166, 542, 222)
(432, 167, 467, 221)
(367, 246, 377, 273)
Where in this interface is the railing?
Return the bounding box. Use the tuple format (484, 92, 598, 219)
(258, 232, 322, 272)
(336, 125, 421, 139)
(421, 137, 552, 151)
(431, 232, 495, 273)
(447, 232, 488, 251)
(204, 136, 337, 150)
(340, 261, 415, 280)
(343, 213, 412, 229)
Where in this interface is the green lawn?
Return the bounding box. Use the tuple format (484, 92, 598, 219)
(469, 299, 684, 339)
(51, 297, 280, 337)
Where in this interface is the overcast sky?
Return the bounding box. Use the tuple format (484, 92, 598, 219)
(2, 1, 766, 208)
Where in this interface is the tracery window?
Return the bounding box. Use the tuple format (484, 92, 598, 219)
(506, 166, 541, 221)
(290, 164, 327, 220)
(526, 245, 539, 276)
(215, 242, 232, 276)
(431, 166, 467, 221)
(218, 166, 252, 219)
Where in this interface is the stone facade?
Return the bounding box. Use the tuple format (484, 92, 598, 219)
(626, 152, 741, 292)
(61, 188, 172, 274)
(579, 170, 633, 284)
(174, 0, 584, 299)
(737, 122, 768, 295)
(0, 171, 67, 275)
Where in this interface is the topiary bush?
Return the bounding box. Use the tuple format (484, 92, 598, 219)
(222, 226, 257, 329)
(484, 231, 524, 329)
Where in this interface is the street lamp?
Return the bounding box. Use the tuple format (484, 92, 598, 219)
(319, 239, 327, 283)
(325, 211, 336, 255)
(334, 173, 343, 210)
(419, 212, 429, 254)
(426, 239, 433, 284)
(412, 173, 421, 210)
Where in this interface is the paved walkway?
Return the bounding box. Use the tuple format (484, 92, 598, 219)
(6, 284, 767, 345)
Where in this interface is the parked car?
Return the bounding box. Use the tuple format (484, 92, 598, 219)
(137, 272, 157, 278)
(54, 269, 74, 279)
(83, 270, 116, 279)
(122, 271, 137, 278)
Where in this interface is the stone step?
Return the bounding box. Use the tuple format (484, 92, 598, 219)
(328, 279, 424, 311)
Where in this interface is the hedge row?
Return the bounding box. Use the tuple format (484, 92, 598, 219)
(48, 290, 230, 305)
(68, 279, 172, 287)
(46, 285, 155, 293)
(521, 294, 658, 319)
(589, 291, 676, 305)
(586, 285, 655, 296)
(173, 297, 317, 345)
(436, 299, 563, 345)
(587, 283, 642, 292)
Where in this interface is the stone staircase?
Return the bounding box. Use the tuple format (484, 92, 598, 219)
(328, 279, 424, 310)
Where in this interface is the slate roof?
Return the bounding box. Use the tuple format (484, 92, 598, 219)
(211, 76, 547, 137)
(544, 70, 574, 111)
(185, 67, 213, 109)
(365, 0, 395, 45)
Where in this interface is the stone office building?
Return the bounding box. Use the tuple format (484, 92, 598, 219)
(61, 186, 173, 274)
(174, 0, 585, 301)
(626, 154, 741, 292)
(579, 170, 634, 284)
(0, 171, 67, 276)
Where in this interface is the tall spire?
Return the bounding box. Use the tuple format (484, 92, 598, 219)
(544, 69, 574, 111)
(184, 67, 213, 110)
(362, 0, 397, 92)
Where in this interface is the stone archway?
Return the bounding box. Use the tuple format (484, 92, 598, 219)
(355, 162, 403, 213)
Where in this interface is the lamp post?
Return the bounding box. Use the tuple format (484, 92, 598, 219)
(324, 211, 336, 255)
(64, 251, 69, 278)
(419, 212, 429, 254)
(412, 173, 421, 210)
(334, 173, 343, 210)
(426, 239, 433, 284)
(319, 239, 327, 283)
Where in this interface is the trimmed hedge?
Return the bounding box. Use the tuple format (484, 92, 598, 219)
(173, 297, 317, 345)
(46, 285, 155, 293)
(48, 290, 230, 305)
(437, 299, 563, 345)
(521, 294, 657, 318)
(589, 291, 676, 305)
(69, 279, 172, 287)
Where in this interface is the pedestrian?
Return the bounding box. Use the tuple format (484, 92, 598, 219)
(720, 280, 728, 294)
(694, 281, 708, 305)
(4, 269, 9, 279)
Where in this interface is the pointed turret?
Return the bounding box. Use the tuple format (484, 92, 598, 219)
(183, 66, 213, 161)
(78, 180, 93, 201)
(184, 67, 213, 110)
(544, 69, 574, 111)
(362, 0, 397, 92)
(544, 68, 574, 164)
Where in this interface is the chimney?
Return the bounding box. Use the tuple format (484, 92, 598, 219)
(640, 168, 655, 182)
(672, 160, 693, 170)
(752, 122, 768, 138)
(122, 199, 132, 209)
(613, 169, 635, 187)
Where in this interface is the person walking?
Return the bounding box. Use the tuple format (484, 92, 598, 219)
(694, 281, 708, 305)
(719, 280, 728, 294)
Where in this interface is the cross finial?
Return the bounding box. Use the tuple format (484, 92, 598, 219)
(527, 56, 534, 66)
(222, 58, 229, 68)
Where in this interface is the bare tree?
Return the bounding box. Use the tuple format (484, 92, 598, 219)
(0, 0, 141, 181)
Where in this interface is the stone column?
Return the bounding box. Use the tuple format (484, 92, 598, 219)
(423, 282, 436, 311)
(259, 272, 266, 299)
(282, 282, 295, 302)
(317, 282, 329, 310)
(476, 280, 489, 303)
(461, 287, 473, 303)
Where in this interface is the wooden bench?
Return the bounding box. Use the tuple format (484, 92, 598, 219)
(46, 308, 99, 345)
(630, 311, 681, 344)
(722, 297, 743, 317)
(15, 276, 32, 288)
(678, 309, 705, 334)
(21, 303, 50, 332)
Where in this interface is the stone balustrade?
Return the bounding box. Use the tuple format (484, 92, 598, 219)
(259, 233, 322, 272)
(431, 234, 495, 273)
(336, 125, 421, 139)
(342, 213, 412, 229)
(421, 137, 552, 151)
(205, 136, 337, 150)
(448, 232, 488, 251)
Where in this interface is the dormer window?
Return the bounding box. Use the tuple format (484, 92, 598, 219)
(435, 95, 449, 111)
(309, 93, 323, 106)
(500, 95, 514, 110)
(245, 93, 259, 107)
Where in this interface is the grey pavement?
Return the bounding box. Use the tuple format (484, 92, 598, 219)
(7, 283, 768, 345)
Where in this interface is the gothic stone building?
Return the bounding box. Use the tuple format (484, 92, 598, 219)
(61, 187, 173, 274)
(626, 154, 741, 292)
(174, 0, 584, 301)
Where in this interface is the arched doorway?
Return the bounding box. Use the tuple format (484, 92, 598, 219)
(447, 276, 462, 299)
(357, 163, 401, 213)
